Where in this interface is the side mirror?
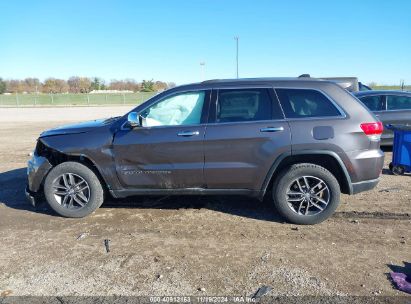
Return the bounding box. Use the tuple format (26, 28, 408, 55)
(127, 112, 140, 128)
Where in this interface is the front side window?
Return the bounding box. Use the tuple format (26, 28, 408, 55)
(216, 88, 277, 123)
(276, 89, 341, 118)
(386, 95, 411, 110)
(142, 91, 205, 127)
(358, 95, 383, 111)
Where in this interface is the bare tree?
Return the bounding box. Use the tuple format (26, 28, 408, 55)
(78, 77, 91, 93)
(5, 80, 24, 93)
(154, 81, 168, 91)
(167, 82, 176, 89)
(109, 79, 140, 92)
(23, 78, 41, 93)
(42, 78, 69, 93)
(367, 81, 377, 88)
(68, 77, 91, 93)
(68, 76, 81, 93)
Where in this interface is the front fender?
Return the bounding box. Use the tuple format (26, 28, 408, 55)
(38, 130, 122, 191)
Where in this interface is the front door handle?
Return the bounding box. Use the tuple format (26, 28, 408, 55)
(177, 130, 200, 137)
(260, 126, 284, 133)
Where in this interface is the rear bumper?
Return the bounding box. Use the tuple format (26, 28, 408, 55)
(351, 178, 380, 195)
(345, 149, 384, 186)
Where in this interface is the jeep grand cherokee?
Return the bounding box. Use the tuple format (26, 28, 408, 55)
(26, 78, 384, 224)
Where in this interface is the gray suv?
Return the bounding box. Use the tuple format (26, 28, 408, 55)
(26, 78, 384, 224)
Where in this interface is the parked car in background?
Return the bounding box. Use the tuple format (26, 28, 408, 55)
(319, 77, 372, 92)
(354, 91, 411, 146)
(26, 78, 384, 225)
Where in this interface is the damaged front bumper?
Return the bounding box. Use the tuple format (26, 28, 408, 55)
(26, 153, 53, 206)
(25, 186, 37, 207)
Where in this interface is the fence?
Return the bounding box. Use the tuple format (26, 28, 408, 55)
(0, 92, 157, 107)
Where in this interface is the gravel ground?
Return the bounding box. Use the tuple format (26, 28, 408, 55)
(0, 107, 410, 298)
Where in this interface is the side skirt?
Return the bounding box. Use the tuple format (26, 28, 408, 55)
(110, 188, 264, 200)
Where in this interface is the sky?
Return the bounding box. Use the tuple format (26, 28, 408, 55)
(0, 0, 410, 85)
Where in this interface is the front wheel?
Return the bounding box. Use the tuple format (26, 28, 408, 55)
(44, 162, 104, 218)
(273, 163, 341, 225)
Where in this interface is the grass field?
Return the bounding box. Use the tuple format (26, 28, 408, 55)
(0, 92, 157, 107)
(372, 85, 411, 91)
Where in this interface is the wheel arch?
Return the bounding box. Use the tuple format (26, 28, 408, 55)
(261, 150, 353, 197)
(36, 141, 110, 193)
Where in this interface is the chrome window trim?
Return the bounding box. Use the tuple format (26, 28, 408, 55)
(120, 121, 207, 131)
(273, 87, 347, 120)
(206, 118, 286, 126)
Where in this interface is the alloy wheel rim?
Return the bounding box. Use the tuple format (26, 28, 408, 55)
(52, 173, 90, 209)
(286, 175, 330, 216)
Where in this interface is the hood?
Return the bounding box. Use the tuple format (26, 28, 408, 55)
(40, 117, 120, 137)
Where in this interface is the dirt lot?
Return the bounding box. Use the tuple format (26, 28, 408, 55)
(0, 107, 410, 298)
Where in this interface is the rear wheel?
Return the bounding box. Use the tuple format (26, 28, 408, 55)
(44, 162, 104, 218)
(272, 163, 341, 225)
(391, 164, 405, 176)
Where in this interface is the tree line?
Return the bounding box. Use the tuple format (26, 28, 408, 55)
(0, 77, 176, 94)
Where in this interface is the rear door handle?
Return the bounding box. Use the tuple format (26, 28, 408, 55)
(177, 130, 200, 137)
(260, 127, 284, 133)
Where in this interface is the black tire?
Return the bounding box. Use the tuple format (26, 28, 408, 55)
(391, 165, 405, 176)
(44, 161, 104, 218)
(272, 163, 341, 225)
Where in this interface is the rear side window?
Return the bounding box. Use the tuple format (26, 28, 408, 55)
(276, 89, 341, 118)
(358, 95, 383, 111)
(386, 95, 411, 110)
(216, 88, 280, 122)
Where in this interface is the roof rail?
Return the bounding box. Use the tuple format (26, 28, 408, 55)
(201, 79, 219, 83)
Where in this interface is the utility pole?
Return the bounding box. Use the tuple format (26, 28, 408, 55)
(234, 36, 239, 78)
(200, 62, 205, 81)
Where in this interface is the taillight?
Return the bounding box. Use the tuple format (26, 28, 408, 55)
(360, 122, 383, 140)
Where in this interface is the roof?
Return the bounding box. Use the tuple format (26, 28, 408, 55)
(354, 90, 411, 96)
(170, 77, 339, 92)
(200, 77, 322, 84)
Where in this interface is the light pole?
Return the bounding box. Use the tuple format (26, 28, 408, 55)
(200, 62, 205, 81)
(234, 36, 239, 78)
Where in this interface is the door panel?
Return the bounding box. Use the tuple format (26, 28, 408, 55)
(112, 89, 210, 189)
(204, 87, 290, 190)
(204, 121, 291, 189)
(113, 126, 205, 188)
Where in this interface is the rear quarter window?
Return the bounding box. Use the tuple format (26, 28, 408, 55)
(276, 89, 342, 118)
